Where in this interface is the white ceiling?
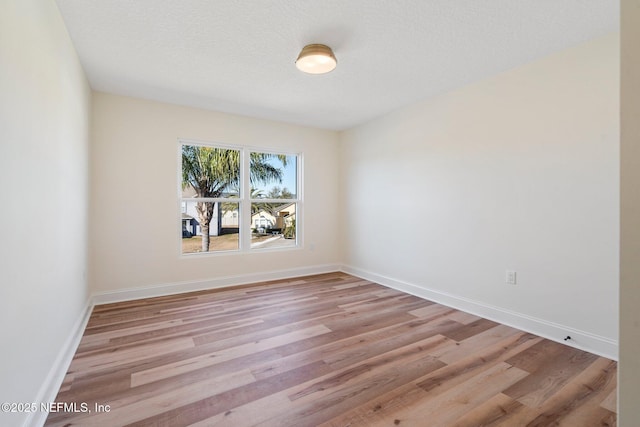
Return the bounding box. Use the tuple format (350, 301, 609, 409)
(55, 0, 618, 131)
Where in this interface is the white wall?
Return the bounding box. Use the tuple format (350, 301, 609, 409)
(0, 1, 91, 426)
(340, 33, 619, 357)
(90, 93, 340, 295)
(619, 0, 640, 423)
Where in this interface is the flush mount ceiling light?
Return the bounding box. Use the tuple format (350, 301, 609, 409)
(295, 44, 337, 74)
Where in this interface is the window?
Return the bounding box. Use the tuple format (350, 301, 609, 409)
(179, 141, 300, 255)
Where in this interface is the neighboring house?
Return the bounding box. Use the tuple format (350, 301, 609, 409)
(251, 203, 296, 234)
(181, 186, 294, 237)
(182, 213, 198, 236)
(221, 208, 239, 227)
(182, 202, 240, 236)
(181, 185, 240, 236)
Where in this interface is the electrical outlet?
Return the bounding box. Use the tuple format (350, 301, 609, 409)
(506, 270, 517, 285)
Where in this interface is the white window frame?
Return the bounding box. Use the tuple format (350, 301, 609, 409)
(178, 139, 302, 256)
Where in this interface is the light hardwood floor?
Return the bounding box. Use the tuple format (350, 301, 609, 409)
(45, 272, 617, 426)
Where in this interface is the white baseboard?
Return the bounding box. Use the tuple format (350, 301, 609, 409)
(341, 265, 618, 361)
(24, 298, 94, 427)
(92, 264, 341, 305)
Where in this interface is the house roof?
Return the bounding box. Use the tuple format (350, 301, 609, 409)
(251, 202, 295, 220)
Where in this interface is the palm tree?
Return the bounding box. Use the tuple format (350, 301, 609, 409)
(181, 145, 286, 251)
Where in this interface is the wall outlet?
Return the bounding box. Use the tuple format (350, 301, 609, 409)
(506, 270, 517, 285)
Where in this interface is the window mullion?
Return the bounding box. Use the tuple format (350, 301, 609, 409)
(241, 149, 251, 250)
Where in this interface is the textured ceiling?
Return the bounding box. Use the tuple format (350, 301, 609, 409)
(55, 0, 618, 130)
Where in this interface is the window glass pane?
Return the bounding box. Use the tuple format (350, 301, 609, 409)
(251, 202, 297, 249)
(250, 153, 297, 199)
(182, 201, 239, 253)
(181, 143, 241, 254)
(181, 145, 240, 198)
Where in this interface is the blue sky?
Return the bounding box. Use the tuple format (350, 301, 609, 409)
(254, 154, 297, 196)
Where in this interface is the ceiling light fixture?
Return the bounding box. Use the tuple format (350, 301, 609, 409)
(295, 44, 337, 74)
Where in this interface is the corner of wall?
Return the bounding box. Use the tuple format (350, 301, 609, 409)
(341, 264, 618, 360)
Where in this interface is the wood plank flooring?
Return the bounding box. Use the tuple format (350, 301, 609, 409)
(45, 272, 617, 426)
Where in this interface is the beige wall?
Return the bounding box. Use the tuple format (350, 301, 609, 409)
(619, 0, 640, 424)
(0, 1, 91, 425)
(90, 93, 341, 294)
(340, 33, 619, 356)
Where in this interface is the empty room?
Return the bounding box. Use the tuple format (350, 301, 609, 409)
(2, 0, 640, 426)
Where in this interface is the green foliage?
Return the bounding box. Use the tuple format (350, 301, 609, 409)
(181, 145, 287, 251)
(254, 186, 295, 216)
(181, 145, 241, 198)
(284, 219, 296, 239)
(249, 153, 287, 187)
(182, 146, 286, 198)
(267, 186, 294, 200)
